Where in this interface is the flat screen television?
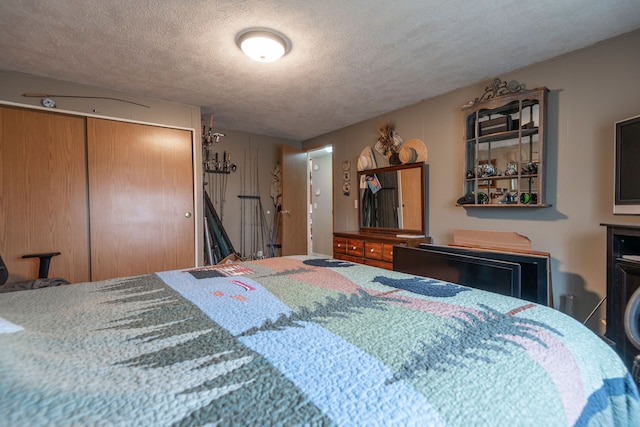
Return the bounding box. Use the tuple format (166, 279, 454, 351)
(418, 244, 551, 306)
(393, 246, 521, 299)
(614, 114, 640, 214)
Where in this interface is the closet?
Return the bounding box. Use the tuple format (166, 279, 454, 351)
(1, 106, 90, 283)
(0, 106, 195, 283)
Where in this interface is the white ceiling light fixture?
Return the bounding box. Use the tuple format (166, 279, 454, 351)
(236, 29, 290, 63)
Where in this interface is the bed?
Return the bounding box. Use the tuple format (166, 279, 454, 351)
(0, 255, 638, 426)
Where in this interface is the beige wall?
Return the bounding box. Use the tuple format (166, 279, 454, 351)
(304, 30, 640, 332)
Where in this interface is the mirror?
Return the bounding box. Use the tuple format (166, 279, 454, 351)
(358, 162, 427, 234)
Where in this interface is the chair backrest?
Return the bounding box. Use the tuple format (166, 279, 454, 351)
(0, 256, 8, 286)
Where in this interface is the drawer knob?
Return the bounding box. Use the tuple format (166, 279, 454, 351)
(337, 244, 342, 247)
(352, 246, 357, 250)
(370, 248, 375, 253)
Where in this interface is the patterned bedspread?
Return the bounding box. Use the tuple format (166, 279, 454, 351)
(0, 256, 638, 426)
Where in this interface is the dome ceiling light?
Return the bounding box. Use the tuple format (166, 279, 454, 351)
(236, 29, 290, 63)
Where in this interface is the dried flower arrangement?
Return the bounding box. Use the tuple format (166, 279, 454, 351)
(374, 120, 402, 160)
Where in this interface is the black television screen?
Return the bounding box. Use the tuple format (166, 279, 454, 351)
(419, 244, 551, 306)
(393, 246, 521, 299)
(615, 114, 640, 214)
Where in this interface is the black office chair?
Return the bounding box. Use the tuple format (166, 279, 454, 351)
(0, 252, 70, 293)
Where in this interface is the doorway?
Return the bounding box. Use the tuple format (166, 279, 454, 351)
(308, 146, 333, 256)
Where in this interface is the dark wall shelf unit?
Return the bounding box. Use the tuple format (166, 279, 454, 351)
(458, 79, 549, 208)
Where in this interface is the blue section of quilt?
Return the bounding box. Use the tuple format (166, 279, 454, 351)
(158, 268, 444, 426)
(0, 255, 639, 426)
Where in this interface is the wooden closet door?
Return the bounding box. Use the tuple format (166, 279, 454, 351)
(87, 118, 195, 281)
(0, 106, 90, 283)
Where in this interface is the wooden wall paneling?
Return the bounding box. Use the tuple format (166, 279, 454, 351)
(87, 118, 195, 281)
(0, 106, 90, 283)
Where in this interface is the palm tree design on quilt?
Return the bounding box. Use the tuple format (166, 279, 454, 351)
(238, 273, 561, 384)
(239, 288, 404, 336)
(387, 303, 562, 384)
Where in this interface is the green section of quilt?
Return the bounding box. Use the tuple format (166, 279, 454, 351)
(0, 274, 331, 426)
(240, 257, 567, 424)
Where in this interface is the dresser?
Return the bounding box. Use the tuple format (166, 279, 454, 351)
(333, 231, 430, 270)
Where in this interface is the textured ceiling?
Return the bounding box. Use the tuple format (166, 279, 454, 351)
(1, 1, 640, 141)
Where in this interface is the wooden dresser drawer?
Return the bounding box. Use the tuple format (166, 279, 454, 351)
(333, 237, 347, 255)
(334, 253, 362, 263)
(364, 258, 393, 270)
(364, 242, 384, 260)
(346, 239, 364, 257)
(382, 243, 396, 263)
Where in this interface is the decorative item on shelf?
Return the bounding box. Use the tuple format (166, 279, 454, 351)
(500, 191, 518, 204)
(457, 192, 477, 205)
(398, 138, 428, 164)
(357, 146, 377, 171)
(463, 77, 526, 107)
(477, 163, 499, 178)
(490, 188, 504, 204)
(456, 193, 489, 205)
(373, 121, 402, 161)
(521, 161, 538, 175)
(505, 162, 518, 176)
(479, 116, 511, 136)
(520, 193, 538, 204)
